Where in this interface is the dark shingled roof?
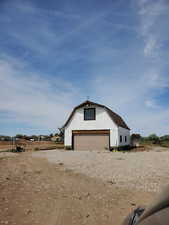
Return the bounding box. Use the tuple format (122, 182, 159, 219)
(62, 100, 130, 130)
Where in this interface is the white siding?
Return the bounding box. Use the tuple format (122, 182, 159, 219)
(118, 127, 130, 146)
(64, 105, 123, 147)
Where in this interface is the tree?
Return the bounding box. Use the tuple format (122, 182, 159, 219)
(58, 128, 64, 142)
(160, 135, 169, 141)
(0, 136, 11, 141)
(131, 133, 141, 141)
(15, 134, 24, 139)
(147, 134, 159, 144)
(49, 133, 53, 138)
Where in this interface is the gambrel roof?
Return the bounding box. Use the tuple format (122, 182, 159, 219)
(63, 100, 130, 130)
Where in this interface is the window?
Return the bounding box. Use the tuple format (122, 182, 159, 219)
(125, 136, 127, 142)
(120, 135, 122, 143)
(84, 108, 96, 120)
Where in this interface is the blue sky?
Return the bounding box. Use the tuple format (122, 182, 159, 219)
(0, 0, 169, 136)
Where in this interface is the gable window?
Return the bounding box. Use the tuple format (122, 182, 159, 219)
(120, 135, 122, 143)
(84, 108, 96, 120)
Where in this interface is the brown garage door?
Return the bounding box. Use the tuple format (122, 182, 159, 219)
(73, 130, 110, 151)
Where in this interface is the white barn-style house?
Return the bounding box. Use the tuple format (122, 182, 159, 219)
(63, 100, 130, 151)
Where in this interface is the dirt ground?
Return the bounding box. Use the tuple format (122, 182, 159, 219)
(0, 152, 154, 225)
(0, 141, 63, 152)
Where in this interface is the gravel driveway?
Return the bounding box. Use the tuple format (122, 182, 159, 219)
(33, 150, 169, 192)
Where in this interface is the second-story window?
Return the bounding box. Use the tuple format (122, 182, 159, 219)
(84, 108, 96, 120)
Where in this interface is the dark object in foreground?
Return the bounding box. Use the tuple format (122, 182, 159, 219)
(11, 146, 25, 153)
(122, 207, 145, 225)
(122, 185, 169, 225)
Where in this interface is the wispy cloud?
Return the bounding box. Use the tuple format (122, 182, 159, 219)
(0, 0, 112, 58)
(0, 55, 81, 134)
(144, 99, 159, 109)
(137, 0, 169, 58)
(90, 71, 169, 135)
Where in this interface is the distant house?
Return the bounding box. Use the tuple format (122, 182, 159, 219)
(63, 100, 130, 151)
(30, 139, 35, 142)
(51, 135, 61, 142)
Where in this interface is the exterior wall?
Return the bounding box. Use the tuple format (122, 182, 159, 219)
(64, 105, 119, 148)
(118, 127, 130, 146)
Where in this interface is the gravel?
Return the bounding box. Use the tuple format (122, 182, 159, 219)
(33, 149, 169, 192)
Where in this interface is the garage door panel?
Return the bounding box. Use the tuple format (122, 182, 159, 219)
(73, 133, 109, 151)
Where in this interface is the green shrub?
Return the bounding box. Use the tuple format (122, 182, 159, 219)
(160, 141, 169, 148)
(110, 145, 131, 151)
(10, 147, 25, 153)
(64, 146, 72, 150)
